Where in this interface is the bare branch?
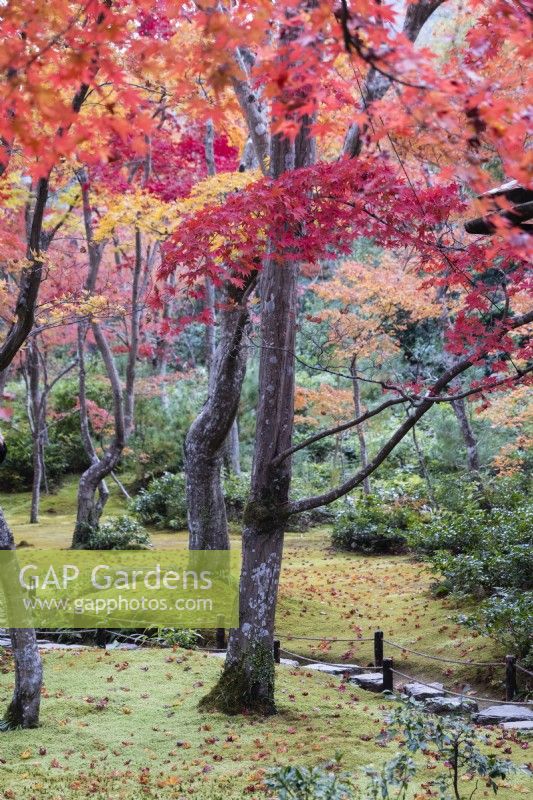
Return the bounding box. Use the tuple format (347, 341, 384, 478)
(272, 396, 406, 465)
(285, 309, 533, 515)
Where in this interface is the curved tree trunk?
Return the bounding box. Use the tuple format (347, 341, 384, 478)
(73, 168, 145, 546)
(184, 118, 252, 549)
(451, 395, 490, 508)
(451, 396, 481, 474)
(72, 322, 125, 547)
(24, 340, 42, 524)
(185, 286, 253, 550)
(0, 508, 43, 729)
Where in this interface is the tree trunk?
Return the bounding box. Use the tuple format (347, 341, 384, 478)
(350, 357, 371, 495)
(184, 119, 249, 548)
(202, 117, 314, 714)
(411, 423, 437, 509)
(452, 396, 481, 474)
(451, 396, 490, 507)
(0, 508, 43, 729)
(201, 521, 285, 715)
(439, 296, 488, 504)
(72, 322, 125, 547)
(25, 341, 42, 524)
(124, 227, 143, 438)
(185, 286, 253, 550)
(30, 434, 42, 524)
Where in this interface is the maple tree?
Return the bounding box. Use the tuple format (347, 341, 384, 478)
(160, 0, 531, 714)
(0, 0, 190, 729)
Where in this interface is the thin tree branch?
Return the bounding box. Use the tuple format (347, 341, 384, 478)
(285, 309, 533, 515)
(272, 396, 406, 465)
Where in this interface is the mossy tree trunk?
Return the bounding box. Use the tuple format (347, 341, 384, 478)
(0, 508, 43, 729)
(202, 119, 314, 714)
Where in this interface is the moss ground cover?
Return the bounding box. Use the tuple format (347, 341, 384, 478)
(0, 648, 531, 800)
(0, 483, 530, 799)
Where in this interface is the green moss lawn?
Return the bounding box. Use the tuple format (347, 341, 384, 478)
(0, 480, 531, 799)
(0, 649, 531, 800)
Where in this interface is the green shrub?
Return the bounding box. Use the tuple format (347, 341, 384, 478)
(331, 496, 415, 554)
(414, 504, 533, 596)
(223, 471, 251, 522)
(410, 504, 533, 560)
(223, 471, 335, 530)
(265, 765, 355, 800)
(0, 426, 69, 491)
(459, 591, 533, 668)
(153, 628, 202, 649)
(132, 471, 188, 530)
(86, 516, 152, 550)
(265, 699, 517, 800)
(379, 697, 516, 799)
(412, 503, 533, 661)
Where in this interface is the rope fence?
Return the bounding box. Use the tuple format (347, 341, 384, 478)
(272, 629, 532, 705)
(389, 667, 532, 706)
(382, 639, 501, 667)
(280, 635, 374, 643)
(280, 646, 382, 668)
(8, 625, 529, 706)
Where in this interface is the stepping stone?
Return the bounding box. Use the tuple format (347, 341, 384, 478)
(306, 663, 361, 676)
(350, 672, 384, 692)
(474, 705, 533, 725)
(500, 720, 533, 734)
(403, 682, 445, 700)
(424, 696, 479, 715)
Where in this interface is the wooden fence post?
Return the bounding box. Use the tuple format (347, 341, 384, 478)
(274, 640, 281, 664)
(216, 615, 226, 650)
(382, 657, 394, 692)
(505, 655, 517, 701)
(374, 630, 384, 667)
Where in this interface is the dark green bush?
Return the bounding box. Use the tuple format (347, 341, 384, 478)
(459, 591, 533, 668)
(412, 503, 533, 662)
(408, 509, 487, 556)
(412, 504, 533, 595)
(85, 516, 152, 550)
(331, 495, 417, 554)
(223, 470, 335, 530)
(0, 426, 69, 491)
(132, 471, 188, 530)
